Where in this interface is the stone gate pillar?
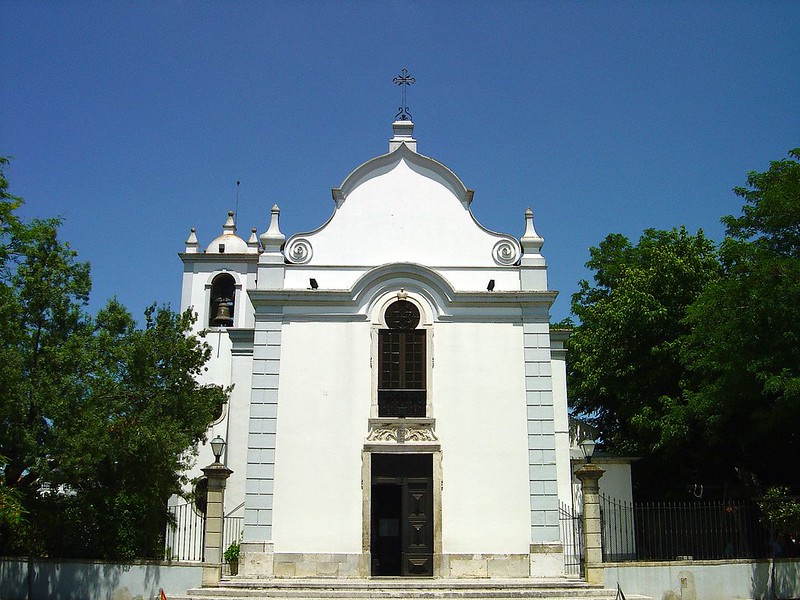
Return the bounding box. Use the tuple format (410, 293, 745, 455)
(201, 461, 233, 586)
(575, 463, 605, 586)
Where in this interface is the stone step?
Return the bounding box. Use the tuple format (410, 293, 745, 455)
(178, 578, 650, 600)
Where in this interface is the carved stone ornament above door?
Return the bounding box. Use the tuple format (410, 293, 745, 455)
(366, 418, 438, 445)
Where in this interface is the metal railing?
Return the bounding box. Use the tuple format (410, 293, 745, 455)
(601, 495, 771, 561)
(559, 501, 584, 577)
(165, 500, 204, 562)
(164, 500, 244, 563)
(223, 502, 244, 551)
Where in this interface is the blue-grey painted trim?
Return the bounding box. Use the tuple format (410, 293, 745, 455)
(243, 314, 282, 544)
(523, 321, 560, 545)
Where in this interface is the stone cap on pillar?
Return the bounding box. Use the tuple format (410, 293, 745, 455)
(574, 462, 605, 486)
(202, 462, 233, 485)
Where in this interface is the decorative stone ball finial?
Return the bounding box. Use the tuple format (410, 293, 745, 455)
(185, 227, 199, 253)
(247, 227, 260, 253)
(223, 210, 236, 234)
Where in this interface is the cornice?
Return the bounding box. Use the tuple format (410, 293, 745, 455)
(248, 288, 557, 308)
(179, 252, 260, 263)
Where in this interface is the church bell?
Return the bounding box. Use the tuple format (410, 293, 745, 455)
(213, 298, 233, 326)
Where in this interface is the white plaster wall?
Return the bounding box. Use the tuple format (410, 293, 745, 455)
(604, 560, 800, 600)
(0, 558, 203, 600)
(434, 322, 531, 554)
(181, 267, 195, 313)
(241, 268, 258, 328)
(436, 269, 520, 292)
(201, 329, 234, 385)
(222, 352, 254, 513)
(283, 267, 368, 291)
(301, 158, 512, 268)
(551, 354, 573, 508)
(571, 461, 635, 522)
(271, 320, 372, 553)
(598, 462, 634, 505)
(282, 266, 522, 294)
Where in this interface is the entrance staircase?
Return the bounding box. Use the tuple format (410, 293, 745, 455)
(176, 578, 651, 600)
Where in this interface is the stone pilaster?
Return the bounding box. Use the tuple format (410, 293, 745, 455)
(201, 462, 233, 586)
(575, 463, 605, 586)
(522, 320, 560, 548)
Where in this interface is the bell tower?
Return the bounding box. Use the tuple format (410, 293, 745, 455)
(179, 210, 260, 331)
(177, 210, 262, 522)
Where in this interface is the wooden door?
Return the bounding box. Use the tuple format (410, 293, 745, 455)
(402, 476, 433, 575)
(371, 454, 433, 576)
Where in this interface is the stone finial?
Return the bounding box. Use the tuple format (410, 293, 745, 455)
(185, 227, 199, 253)
(223, 210, 237, 234)
(247, 227, 260, 253)
(520, 208, 544, 253)
(259, 204, 285, 253)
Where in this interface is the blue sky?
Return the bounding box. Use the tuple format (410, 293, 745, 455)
(2, 1, 798, 322)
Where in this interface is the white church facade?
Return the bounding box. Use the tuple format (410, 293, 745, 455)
(178, 119, 578, 579)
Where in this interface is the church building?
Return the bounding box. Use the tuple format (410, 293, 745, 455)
(178, 117, 574, 579)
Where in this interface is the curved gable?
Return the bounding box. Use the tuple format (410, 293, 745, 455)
(333, 143, 474, 210)
(284, 142, 520, 269)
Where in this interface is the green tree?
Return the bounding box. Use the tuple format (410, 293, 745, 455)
(569, 149, 800, 498)
(0, 157, 92, 504)
(758, 486, 800, 599)
(759, 487, 800, 546)
(0, 159, 226, 558)
(567, 227, 721, 496)
(682, 149, 800, 489)
(0, 455, 26, 529)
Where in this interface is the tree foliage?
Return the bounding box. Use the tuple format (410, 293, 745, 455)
(682, 149, 800, 489)
(759, 487, 800, 542)
(568, 149, 800, 498)
(0, 455, 26, 529)
(568, 228, 721, 458)
(0, 159, 226, 558)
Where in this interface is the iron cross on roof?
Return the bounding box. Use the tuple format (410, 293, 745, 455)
(393, 68, 415, 121)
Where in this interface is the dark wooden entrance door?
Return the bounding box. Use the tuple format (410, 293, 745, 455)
(371, 453, 433, 576)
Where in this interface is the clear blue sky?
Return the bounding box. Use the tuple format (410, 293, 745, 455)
(2, 1, 798, 322)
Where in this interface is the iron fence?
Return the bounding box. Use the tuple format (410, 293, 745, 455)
(166, 494, 774, 567)
(165, 500, 204, 562)
(164, 500, 244, 563)
(601, 495, 772, 562)
(559, 501, 584, 577)
(223, 503, 244, 551)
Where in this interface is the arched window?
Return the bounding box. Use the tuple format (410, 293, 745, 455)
(378, 300, 426, 417)
(209, 273, 236, 327)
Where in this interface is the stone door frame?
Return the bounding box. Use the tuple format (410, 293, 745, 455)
(361, 447, 443, 577)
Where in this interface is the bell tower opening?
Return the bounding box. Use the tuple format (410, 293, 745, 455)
(209, 273, 236, 327)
